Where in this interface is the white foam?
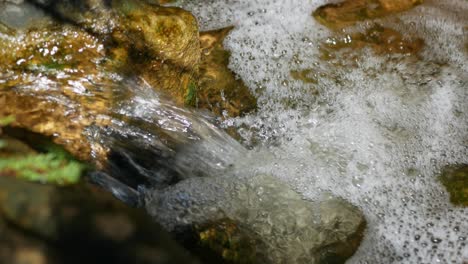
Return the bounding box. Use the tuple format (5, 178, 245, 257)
(175, 0, 468, 262)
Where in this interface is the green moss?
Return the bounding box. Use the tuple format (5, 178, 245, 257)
(25, 62, 67, 73)
(440, 165, 468, 206)
(0, 118, 86, 185)
(0, 152, 84, 185)
(185, 81, 197, 106)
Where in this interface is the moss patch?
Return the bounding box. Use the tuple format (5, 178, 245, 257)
(0, 119, 86, 185)
(185, 82, 197, 106)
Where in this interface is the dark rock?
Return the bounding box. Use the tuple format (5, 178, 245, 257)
(0, 176, 200, 264)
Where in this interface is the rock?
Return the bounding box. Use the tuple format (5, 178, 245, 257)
(28, 0, 201, 106)
(0, 176, 200, 264)
(0, 22, 113, 162)
(198, 27, 257, 117)
(318, 24, 424, 61)
(0, 127, 86, 185)
(440, 165, 468, 207)
(0, 1, 48, 29)
(313, 0, 423, 29)
(144, 174, 366, 264)
(0, 1, 257, 165)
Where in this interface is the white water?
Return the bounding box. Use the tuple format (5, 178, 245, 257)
(172, 0, 467, 263)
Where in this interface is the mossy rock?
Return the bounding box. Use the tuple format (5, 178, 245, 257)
(0, 1, 257, 170)
(0, 131, 86, 185)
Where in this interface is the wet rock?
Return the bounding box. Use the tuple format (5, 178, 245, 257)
(0, 176, 200, 264)
(198, 27, 257, 117)
(313, 0, 423, 29)
(145, 174, 366, 264)
(0, 1, 256, 165)
(28, 0, 201, 106)
(319, 24, 424, 61)
(0, 22, 113, 162)
(440, 165, 468, 207)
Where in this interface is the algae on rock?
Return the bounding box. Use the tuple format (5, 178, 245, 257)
(0, 122, 86, 185)
(0, 0, 257, 164)
(28, 0, 201, 106)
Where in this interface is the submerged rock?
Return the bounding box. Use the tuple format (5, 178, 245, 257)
(144, 174, 366, 264)
(313, 0, 423, 29)
(198, 27, 257, 117)
(319, 24, 424, 59)
(440, 165, 468, 207)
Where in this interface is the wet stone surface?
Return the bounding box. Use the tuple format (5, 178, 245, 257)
(145, 174, 366, 264)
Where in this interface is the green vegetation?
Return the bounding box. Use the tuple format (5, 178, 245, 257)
(0, 152, 84, 184)
(0, 115, 15, 126)
(185, 81, 198, 106)
(0, 115, 85, 185)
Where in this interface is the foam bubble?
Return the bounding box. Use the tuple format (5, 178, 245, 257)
(175, 0, 467, 262)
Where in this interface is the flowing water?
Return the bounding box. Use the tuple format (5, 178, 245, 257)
(1, 0, 468, 263)
(167, 0, 467, 263)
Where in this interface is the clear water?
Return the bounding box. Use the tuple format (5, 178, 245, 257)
(168, 0, 467, 263)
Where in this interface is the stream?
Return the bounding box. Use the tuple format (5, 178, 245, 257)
(170, 0, 468, 263)
(1, 0, 467, 263)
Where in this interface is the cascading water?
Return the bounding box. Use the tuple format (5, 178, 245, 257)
(162, 0, 467, 263)
(87, 79, 248, 194)
(1, 0, 467, 263)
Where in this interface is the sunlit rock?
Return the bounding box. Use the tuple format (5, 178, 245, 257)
(145, 174, 366, 264)
(0, 1, 256, 164)
(0, 23, 113, 162)
(313, 0, 423, 29)
(29, 0, 201, 106)
(440, 165, 468, 207)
